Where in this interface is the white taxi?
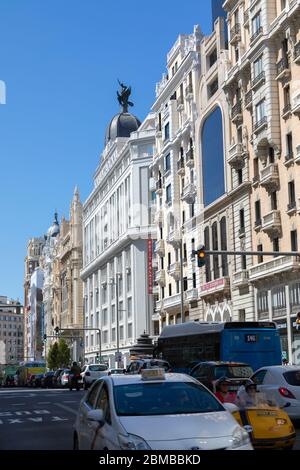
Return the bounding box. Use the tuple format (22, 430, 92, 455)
(73, 369, 252, 450)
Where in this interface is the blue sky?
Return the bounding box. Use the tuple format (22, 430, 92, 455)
(0, 0, 212, 302)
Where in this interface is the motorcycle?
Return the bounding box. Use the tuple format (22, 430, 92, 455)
(68, 373, 81, 391)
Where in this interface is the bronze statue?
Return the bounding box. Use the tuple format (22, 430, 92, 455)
(117, 80, 133, 112)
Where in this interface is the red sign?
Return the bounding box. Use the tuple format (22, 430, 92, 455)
(148, 239, 153, 295)
(200, 278, 225, 292)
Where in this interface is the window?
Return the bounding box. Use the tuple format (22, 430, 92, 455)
(127, 297, 132, 319)
(257, 244, 263, 263)
(273, 237, 279, 254)
(208, 78, 218, 98)
(111, 328, 116, 342)
(127, 323, 133, 338)
(255, 100, 265, 124)
(239, 209, 245, 233)
(257, 290, 268, 315)
(291, 230, 298, 252)
(164, 122, 170, 141)
(237, 168, 243, 185)
(168, 252, 171, 268)
(271, 191, 277, 210)
(161, 286, 165, 299)
(193, 272, 196, 288)
(272, 286, 286, 312)
(165, 153, 171, 173)
(103, 330, 108, 344)
(166, 184, 172, 204)
(251, 12, 261, 37)
(204, 226, 211, 282)
(112, 304, 116, 324)
(212, 222, 219, 280)
(255, 200, 261, 225)
(288, 181, 296, 205)
(102, 308, 108, 326)
(220, 217, 228, 277)
(168, 283, 172, 297)
(253, 158, 259, 178)
(120, 325, 124, 340)
(253, 56, 263, 78)
(286, 133, 293, 158)
(209, 48, 217, 68)
(238, 309, 246, 322)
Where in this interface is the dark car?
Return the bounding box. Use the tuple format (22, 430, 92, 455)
(126, 358, 172, 374)
(28, 373, 44, 388)
(190, 361, 253, 393)
(52, 369, 64, 387)
(41, 371, 55, 388)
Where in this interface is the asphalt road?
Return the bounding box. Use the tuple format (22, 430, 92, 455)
(0, 387, 84, 450)
(0, 387, 300, 450)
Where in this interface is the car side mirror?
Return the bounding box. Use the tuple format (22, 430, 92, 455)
(87, 409, 105, 426)
(223, 402, 239, 413)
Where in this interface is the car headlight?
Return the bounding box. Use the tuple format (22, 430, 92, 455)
(118, 433, 151, 450)
(230, 426, 250, 449)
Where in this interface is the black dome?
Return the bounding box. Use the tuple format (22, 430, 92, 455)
(105, 112, 141, 146)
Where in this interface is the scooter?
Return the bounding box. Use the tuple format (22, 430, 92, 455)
(68, 374, 81, 391)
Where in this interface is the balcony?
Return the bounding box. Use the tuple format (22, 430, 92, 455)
(177, 95, 184, 111)
(199, 277, 230, 299)
(294, 41, 300, 64)
(284, 152, 294, 167)
(287, 200, 297, 215)
(262, 210, 281, 236)
(253, 116, 268, 134)
(244, 90, 252, 110)
(186, 148, 194, 167)
(233, 270, 249, 289)
(249, 255, 300, 282)
(282, 103, 291, 119)
(254, 218, 262, 231)
(231, 101, 243, 124)
(163, 292, 187, 311)
(177, 158, 185, 175)
(276, 57, 290, 81)
(228, 143, 244, 169)
(152, 285, 159, 296)
(167, 262, 181, 279)
(156, 179, 163, 195)
(250, 26, 263, 44)
(252, 175, 260, 187)
(185, 84, 193, 100)
(155, 269, 166, 286)
(167, 228, 181, 246)
(294, 144, 300, 164)
(155, 299, 163, 312)
(230, 23, 241, 44)
(155, 239, 165, 256)
(154, 209, 163, 225)
(149, 177, 156, 192)
(251, 71, 265, 90)
(292, 92, 300, 116)
(260, 163, 279, 191)
(181, 183, 196, 203)
(186, 288, 199, 302)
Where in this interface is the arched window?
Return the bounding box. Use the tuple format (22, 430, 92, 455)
(206, 312, 213, 321)
(204, 226, 211, 282)
(215, 310, 222, 322)
(201, 107, 225, 206)
(223, 309, 231, 322)
(212, 222, 219, 280)
(220, 217, 228, 276)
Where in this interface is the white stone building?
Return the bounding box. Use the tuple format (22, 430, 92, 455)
(81, 96, 156, 367)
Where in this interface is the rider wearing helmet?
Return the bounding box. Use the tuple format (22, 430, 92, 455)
(236, 379, 258, 408)
(214, 376, 236, 403)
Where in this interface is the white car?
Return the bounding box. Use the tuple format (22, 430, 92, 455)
(60, 369, 71, 387)
(73, 370, 252, 450)
(81, 364, 109, 390)
(251, 365, 300, 419)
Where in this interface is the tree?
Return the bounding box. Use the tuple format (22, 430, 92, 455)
(57, 338, 71, 368)
(47, 342, 59, 370)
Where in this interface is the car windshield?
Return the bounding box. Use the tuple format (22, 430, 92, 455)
(283, 370, 300, 386)
(89, 365, 108, 371)
(113, 381, 224, 416)
(145, 360, 170, 371)
(214, 365, 253, 379)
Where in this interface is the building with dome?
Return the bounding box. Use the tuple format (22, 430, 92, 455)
(81, 85, 156, 367)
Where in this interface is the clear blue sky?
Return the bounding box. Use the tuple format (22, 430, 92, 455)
(0, 0, 212, 302)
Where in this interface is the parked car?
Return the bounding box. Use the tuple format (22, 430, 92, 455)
(28, 373, 43, 388)
(251, 365, 300, 419)
(126, 358, 172, 374)
(190, 361, 253, 394)
(81, 364, 109, 390)
(41, 371, 55, 388)
(52, 368, 64, 387)
(59, 369, 71, 387)
(73, 370, 252, 450)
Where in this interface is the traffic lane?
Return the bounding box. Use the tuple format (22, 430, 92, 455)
(0, 389, 85, 449)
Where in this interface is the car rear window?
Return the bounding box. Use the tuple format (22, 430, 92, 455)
(89, 365, 108, 372)
(214, 365, 253, 379)
(146, 360, 170, 371)
(283, 370, 300, 386)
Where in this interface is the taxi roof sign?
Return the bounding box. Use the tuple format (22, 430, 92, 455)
(141, 368, 166, 381)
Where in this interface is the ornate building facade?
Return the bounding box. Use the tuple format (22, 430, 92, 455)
(81, 90, 156, 367)
(0, 296, 24, 364)
(223, 0, 300, 363)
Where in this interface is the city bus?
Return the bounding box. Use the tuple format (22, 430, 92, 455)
(154, 321, 282, 373)
(16, 361, 46, 386)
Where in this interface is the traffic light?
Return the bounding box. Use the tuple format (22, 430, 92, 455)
(54, 326, 60, 335)
(296, 312, 300, 331)
(43, 334, 47, 341)
(197, 246, 206, 267)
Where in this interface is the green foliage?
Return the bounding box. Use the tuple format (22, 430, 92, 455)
(57, 338, 71, 368)
(47, 342, 59, 370)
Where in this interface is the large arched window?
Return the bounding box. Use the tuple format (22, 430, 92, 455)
(201, 107, 225, 206)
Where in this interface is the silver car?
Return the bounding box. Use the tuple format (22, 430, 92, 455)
(73, 371, 252, 450)
(81, 364, 109, 390)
